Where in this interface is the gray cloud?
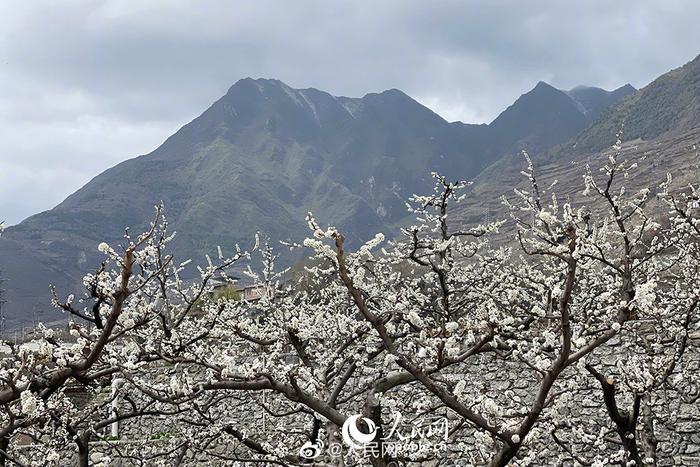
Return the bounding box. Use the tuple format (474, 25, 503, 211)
(1, 0, 699, 224)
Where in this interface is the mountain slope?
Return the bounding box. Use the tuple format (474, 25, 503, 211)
(455, 54, 700, 238)
(1, 78, 631, 326)
(566, 54, 700, 155)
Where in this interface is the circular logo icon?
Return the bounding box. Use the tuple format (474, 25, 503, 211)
(298, 440, 324, 459)
(341, 415, 378, 449)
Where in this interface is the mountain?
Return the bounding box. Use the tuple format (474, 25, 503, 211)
(454, 54, 700, 238)
(565, 54, 700, 156)
(484, 81, 635, 157)
(0, 78, 631, 327)
(566, 84, 636, 120)
(488, 81, 590, 156)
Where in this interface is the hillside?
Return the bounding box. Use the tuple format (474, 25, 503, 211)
(455, 54, 700, 238)
(565, 54, 700, 156)
(455, 128, 700, 238)
(0, 78, 631, 326)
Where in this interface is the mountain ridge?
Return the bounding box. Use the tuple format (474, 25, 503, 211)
(1, 77, 635, 326)
(562, 54, 700, 156)
(454, 53, 700, 243)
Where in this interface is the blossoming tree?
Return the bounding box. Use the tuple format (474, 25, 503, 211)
(1, 151, 698, 466)
(124, 151, 698, 465)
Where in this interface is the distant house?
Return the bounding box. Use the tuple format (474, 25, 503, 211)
(236, 283, 270, 303)
(210, 276, 280, 304)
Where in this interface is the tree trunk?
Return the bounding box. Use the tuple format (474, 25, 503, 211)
(639, 396, 658, 465)
(489, 444, 518, 467)
(76, 431, 90, 467)
(0, 436, 9, 467)
(587, 364, 643, 467)
(365, 393, 389, 467)
(618, 427, 643, 467)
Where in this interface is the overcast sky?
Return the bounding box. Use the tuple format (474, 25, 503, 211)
(1, 0, 699, 225)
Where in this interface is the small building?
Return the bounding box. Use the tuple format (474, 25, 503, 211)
(210, 276, 280, 304)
